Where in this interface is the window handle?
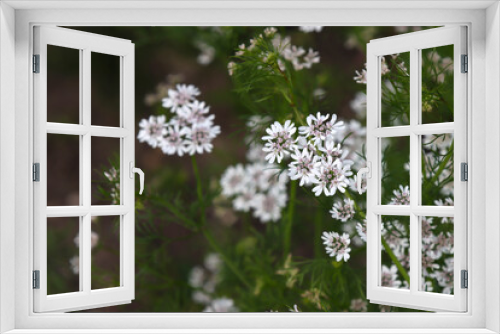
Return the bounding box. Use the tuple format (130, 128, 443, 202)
(356, 162, 371, 195)
(129, 162, 145, 195)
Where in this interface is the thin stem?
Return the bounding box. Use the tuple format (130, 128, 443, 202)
(283, 181, 297, 257)
(381, 236, 410, 285)
(191, 155, 251, 289)
(202, 228, 252, 289)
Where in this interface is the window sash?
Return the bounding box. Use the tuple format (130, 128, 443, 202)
(366, 25, 468, 312)
(33, 26, 135, 313)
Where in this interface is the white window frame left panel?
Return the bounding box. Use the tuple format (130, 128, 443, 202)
(32, 26, 135, 313)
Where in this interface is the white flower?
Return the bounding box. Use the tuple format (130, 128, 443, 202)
(350, 92, 367, 118)
(299, 26, 323, 33)
(184, 120, 221, 155)
(264, 27, 278, 37)
(188, 266, 205, 288)
(356, 220, 367, 242)
(262, 120, 297, 164)
(192, 291, 212, 305)
(430, 257, 454, 294)
(288, 148, 321, 186)
(312, 156, 351, 196)
(350, 299, 367, 312)
(303, 48, 320, 68)
(354, 68, 367, 84)
(177, 100, 211, 125)
(137, 115, 167, 148)
(69, 255, 79, 275)
(220, 164, 248, 196)
(322, 231, 351, 262)
(233, 187, 256, 212)
(162, 84, 200, 112)
(390, 185, 410, 205)
(227, 61, 237, 76)
(299, 112, 344, 146)
(73, 231, 99, 249)
(330, 198, 355, 222)
(195, 41, 215, 65)
(246, 143, 267, 163)
(381, 265, 402, 288)
(251, 188, 287, 223)
(203, 298, 239, 312)
(160, 124, 187, 156)
(204, 253, 222, 273)
(289, 304, 301, 312)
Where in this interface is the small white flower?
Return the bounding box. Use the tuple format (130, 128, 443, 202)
(299, 112, 344, 146)
(204, 253, 223, 273)
(177, 100, 211, 125)
(330, 198, 355, 222)
(69, 255, 79, 275)
(264, 27, 278, 37)
(195, 41, 215, 65)
(289, 304, 301, 312)
(381, 265, 402, 288)
(390, 185, 410, 205)
(160, 124, 187, 156)
(303, 48, 320, 68)
(288, 148, 321, 186)
(354, 68, 367, 84)
(220, 164, 248, 196)
(233, 187, 257, 212)
(192, 291, 212, 305)
(73, 231, 99, 249)
(184, 120, 221, 155)
(251, 188, 287, 223)
(203, 298, 239, 312)
(162, 84, 200, 112)
(322, 232, 351, 262)
(299, 26, 323, 33)
(312, 156, 351, 196)
(350, 92, 367, 118)
(228, 62, 237, 76)
(188, 266, 205, 288)
(262, 120, 297, 164)
(356, 220, 367, 242)
(137, 115, 167, 148)
(350, 299, 367, 312)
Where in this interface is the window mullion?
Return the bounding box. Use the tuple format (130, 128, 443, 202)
(409, 47, 420, 294)
(82, 48, 92, 294)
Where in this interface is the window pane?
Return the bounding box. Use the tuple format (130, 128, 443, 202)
(381, 52, 410, 127)
(421, 45, 454, 124)
(380, 215, 410, 290)
(381, 136, 410, 205)
(47, 134, 80, 206)
(421, 134, 454, 206)
(47, 217, 80, 295)
(91, 137, 121, 205)
(91, 215, 121, 290)
(91, 52, 120, 127)
(420, 216, 454, 294)
(47, 45, 80, 124)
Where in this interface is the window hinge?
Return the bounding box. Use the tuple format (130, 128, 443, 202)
(33, 163, 40, 182)
(461, 162, 468, 181)
(33, 270, 40, 289)
(33, 54, 40, 73)
(461, 270, 468, 289)
(461, 54, 468, 73)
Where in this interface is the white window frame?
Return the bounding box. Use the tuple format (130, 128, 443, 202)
(33, 26, 136, 312)
(366, 26, 467, 312)
(0, 1, 499, 333)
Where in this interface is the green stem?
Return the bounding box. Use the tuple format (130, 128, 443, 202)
(426, 140, 454, 188)
(202, 228, 252, 289)
(381, 237, 410, 285)
(191, 155, 251, 289)
(283, 181, 297, 256)
(345, 190, 410, 285)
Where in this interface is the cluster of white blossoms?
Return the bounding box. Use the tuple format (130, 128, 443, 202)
(353, 54, 408, 85)
(330, 198, 355, 222)
(104, 166, 120, 204)
(220, 118, 289, 224)
(298, 26, 323, 33)
(389, 185, 410, 205)
(188, 253, 239, 311)
(321, 231, 351, 262)
(138, 84, 220, 156)
(228, 27, 320, 76)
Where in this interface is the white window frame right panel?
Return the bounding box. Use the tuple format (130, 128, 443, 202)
(366, 26, 468, 312)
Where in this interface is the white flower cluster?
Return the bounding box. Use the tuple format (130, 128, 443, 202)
(262, 113, 355, 198)
(353, 54, 408, 84)
(220, 136, 289, 223)
(381, 264, 402, 288)
(298, 26, 323, 33)
(389, 185, 410, 205)
(330, 198, 355, 222)
(138, 84, 221, 156)
(188, 253, 226, 305)
(228, 27, 320, 76)
(321, 231, 351, 262)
